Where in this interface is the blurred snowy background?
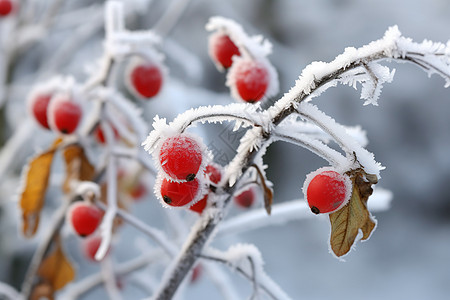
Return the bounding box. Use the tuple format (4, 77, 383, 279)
(1, 0, 449, 299)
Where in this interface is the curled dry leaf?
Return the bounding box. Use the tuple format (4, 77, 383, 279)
(62, 144, 95, 193)
(251, 163, 274, 215)
(36, 236, 75, 293)
(328, 170, 377, 257)
(19, 138, 62, 238)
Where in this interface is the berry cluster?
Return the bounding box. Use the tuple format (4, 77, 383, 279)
(303, 168, 351, 214)
(208, 22, 276, 103)
(155, 133, 208, 209)
(28, 89, 82, 135)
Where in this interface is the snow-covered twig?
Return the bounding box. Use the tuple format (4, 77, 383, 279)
(200, 245, 292, 300)
(153, 0, 192, 37)
(96, 201, 177, 256)
(101, 256, 122, 300)
(62, 249, 166, 300)
(0, 282, 21, 300)
(95, 125, 119, 261)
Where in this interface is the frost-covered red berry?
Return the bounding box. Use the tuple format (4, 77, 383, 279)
(0, 0, 13, 17)
(130, 182, 146, 200)
(233, 60, 269, 103)
(29, 94, 52, 129)
(48, 98, 82, 134)
(160, 178, 201, 207)
(129, 62, 163, 98)
(68, 202, 103, 237)
(94, 124, 119, 144)
(159, 135, 203, 181)
(209, 33, 240, 69)
(305, 170, 350, 214)
(189, 195, 207, 214)
(234, 187, 255, 208)
(204, 164, 222, 185)
(189, 164, 222, 214)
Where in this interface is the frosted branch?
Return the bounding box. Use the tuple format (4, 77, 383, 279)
(62, 249, 166, 300)
(96, 201, 177, 256)
(201, 245, 292, 300)
(0, 282, 21, 300)
(272, 129, 348, 167)
(95, 125, 119, 261)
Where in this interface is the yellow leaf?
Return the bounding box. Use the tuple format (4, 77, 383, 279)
(62, 144, 95, 193)
(329, 170, 377, 257)
(37, 237, 75, 291)
(19, 138, 62, 238)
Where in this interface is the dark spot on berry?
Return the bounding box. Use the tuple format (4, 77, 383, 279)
(311, 206, 320, 214)
(61, 128, 68, 134)
(163, 195, 172, 204)
(186, 173, 196, 181)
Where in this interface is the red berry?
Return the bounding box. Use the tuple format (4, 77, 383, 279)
(306, 170, 349, 214)
(69, 202, 103, 237)
(160, 177, 200, 207)
(49, 98, 82, 134)
(83, 236, 109, 261)
(190, 264, 202, 283)
(94, 124, 119, 144)
(188, 164, 221, 214)
(159, 135, 203, 181)
(233, 60, 269, 103)
(209, 33, 240, 69)
(205, 164, 222, 185)
(189, 195, 207, 213)
(0, 0, 13, 17)
(234, 187, 255, 208)
(29, 94, 52, 129)
(130, 62, 163, 98)
(130, 182, 146, 200)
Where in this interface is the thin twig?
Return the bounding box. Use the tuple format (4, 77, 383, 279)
(199, 255, 278, 300)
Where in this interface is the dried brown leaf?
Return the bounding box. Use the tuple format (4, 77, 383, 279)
(19, 138, 62, 237)
(62, 144, 95, 193)
(329, 171, 377, 257)
(37, 237, 75, 291)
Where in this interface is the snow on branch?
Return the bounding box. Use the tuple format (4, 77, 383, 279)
(142, 103, 270, 154)
(202, 245, 292, 300)
(296, 102, 384, 177)
(266, 25, 450, 120)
